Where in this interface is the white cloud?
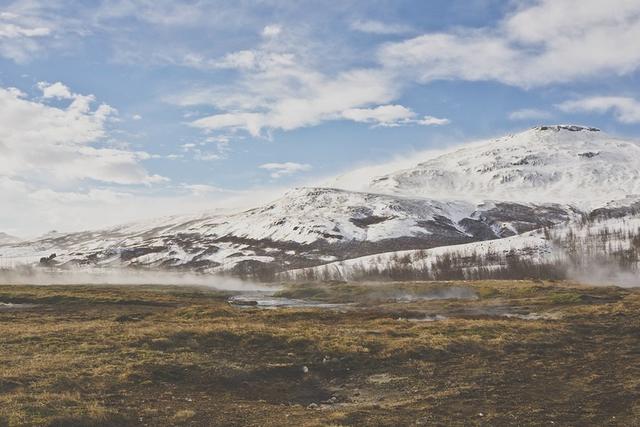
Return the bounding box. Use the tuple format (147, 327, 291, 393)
(379, 0, 640, 88)
(186, 62, 400, 136)
(0, 175, 286, 237)
(342, 104, 415, 126)
(0, 17, 50, 38)
(0, 11, 53, 62)
(180, 141, 224, 161)
(259, 162, 312, 178)
(181, 184, 235, 196)
(417, 115, 450, 126)
(262, 24, 282, 37)
(350, 19, 412, 35)
(132, 114, 142, 120)
(184, 49, 297, 71)
(194, 151, 222, 161)
(165, 18, 406, 138)
(191, 112, 265, 136)
(0, 84, 164, 186)
(341, 105, 449, 127)
(37, 81, 73, 99)
(557, 96, 640, 123)
(508, 108, 552, 121)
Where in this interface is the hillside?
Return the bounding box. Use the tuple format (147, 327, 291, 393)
(0, 233, 21, 245)
(1, 125, 639, 280)
(370, 125, 640, 206)
(0, 188, 578, 278)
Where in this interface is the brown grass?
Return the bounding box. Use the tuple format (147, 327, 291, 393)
(0, 281, 639, 426)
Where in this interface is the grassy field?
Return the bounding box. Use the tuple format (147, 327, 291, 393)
(0, 280, 639, 426)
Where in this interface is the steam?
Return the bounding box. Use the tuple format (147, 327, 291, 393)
(0, 266, 276, 292)
(568, 262, 640, 288)
(393, 286, 478, 301)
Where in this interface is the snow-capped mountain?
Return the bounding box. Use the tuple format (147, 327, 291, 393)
(0, 233, 21, 245)
(2, 125, 639, 280)
(370, 125, 640, 207)
(282, 207, 640, 283)
(0, 188, 577, 276)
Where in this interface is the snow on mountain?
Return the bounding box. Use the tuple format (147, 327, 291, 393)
(370, 125, 640, 207)
(0, 188, 577, 275)
(281, 212, 640, 282)
(2, 125, 639, 279)
(0, 233, 21, 245)
(324, 147, 452, 192)
(280, 230, 555, 281)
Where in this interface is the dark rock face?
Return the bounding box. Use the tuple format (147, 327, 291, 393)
(589, 201, 640, 221)
(578, 151, 600, 159)
(458, 218, 498, 241)
(39, 253, 57, 266)
(120, 246, 167, 262)
(350, 216, 392, 228)
(472, 203, 578, 236)
(535, 125, 600, 132)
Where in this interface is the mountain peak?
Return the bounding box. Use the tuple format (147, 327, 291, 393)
(531, 124, 601, 133)
(369, 126, 640, 206)
(0, 232, 21, 245)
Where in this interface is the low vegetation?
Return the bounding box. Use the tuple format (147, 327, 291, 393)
(1, 281, 639, 426)
(284, 221, 640, 283)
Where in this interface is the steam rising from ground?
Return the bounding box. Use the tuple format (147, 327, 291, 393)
(392, 286, 478, 302)
(0, 267, 275, 291)
(569, 263, 640, 288)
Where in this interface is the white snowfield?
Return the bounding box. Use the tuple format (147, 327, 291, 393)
(370, 125, 640, 207)
(1, 125, 640, 276)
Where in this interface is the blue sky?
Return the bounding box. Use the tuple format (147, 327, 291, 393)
(2, 0, 640, 236)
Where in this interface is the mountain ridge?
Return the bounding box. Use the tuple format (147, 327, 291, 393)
(1, 125, 639, 279)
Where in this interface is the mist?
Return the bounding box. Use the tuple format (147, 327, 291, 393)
(568, 262, 640, 288)
(0, 266, 276, 292)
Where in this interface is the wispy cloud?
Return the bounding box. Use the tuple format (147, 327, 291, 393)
(379, 0, 640, 88)
(262, 24, 282, 37)
(342, 105, 449, 127)
(0, 10, 54, 62)
(350, 19, 412, 35)
(185, 63, 400, 136)
(557, 96, 640, 123)
(259, 162, 312, 178)
(508, 108, 552, 121)
(417, 115, 450, 126)
(0, 83, 163, 185)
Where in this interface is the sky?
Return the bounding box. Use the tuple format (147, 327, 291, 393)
(1, 0, 640, 237)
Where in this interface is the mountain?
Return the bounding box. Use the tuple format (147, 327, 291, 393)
(370, 125, 640, 206)
(0, 188, 577, 277)
(282, 206, 640, 283)
(0, 232, 21, 245)
(2, 125, 639, 280)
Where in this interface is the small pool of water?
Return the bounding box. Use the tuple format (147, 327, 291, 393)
(403, 315, 448, 322)
(228, 295, 351, 309)
(0, 302, 37, 311)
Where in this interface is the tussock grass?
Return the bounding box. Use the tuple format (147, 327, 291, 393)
(0, 281, 639, 425)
